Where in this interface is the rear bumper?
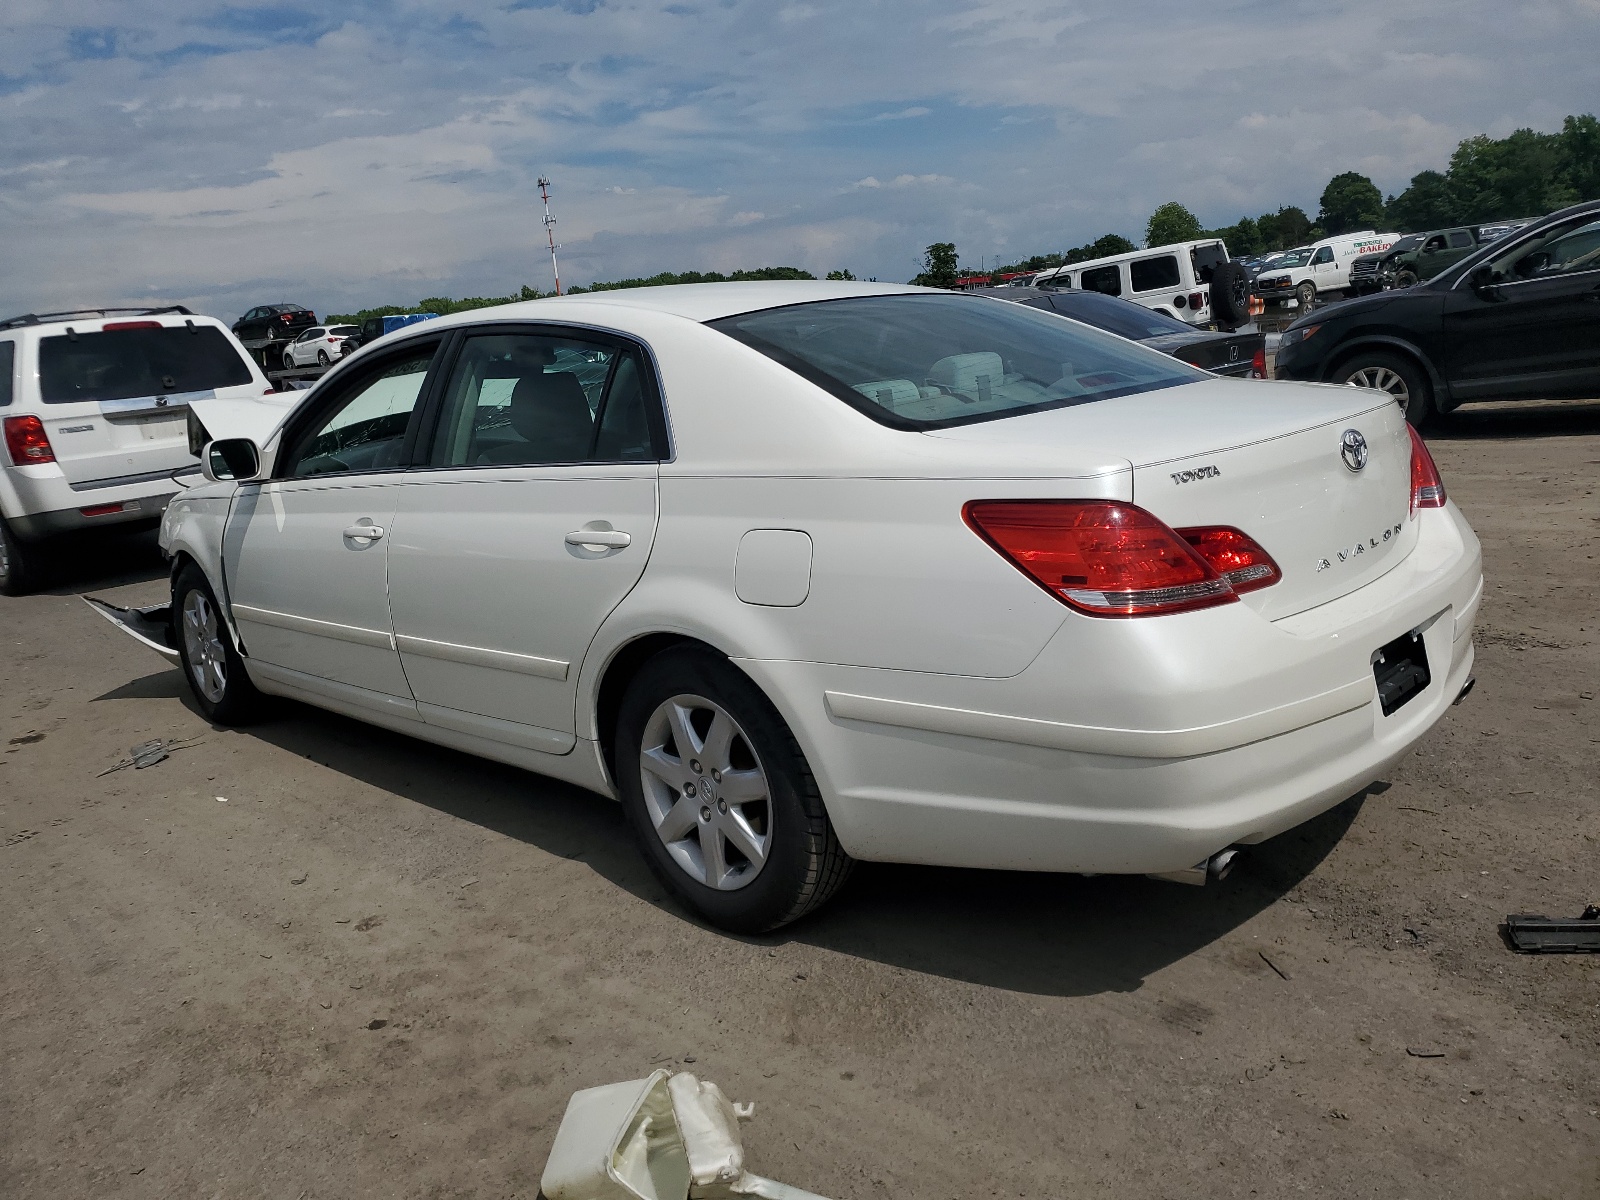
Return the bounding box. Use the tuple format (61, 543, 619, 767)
(2, 463, 184, 541)
(741, 503, 1482, 875)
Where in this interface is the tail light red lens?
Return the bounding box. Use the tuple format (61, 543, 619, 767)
(1251, 347, 1267, 378)
(1408, 425, 1446, 512)
(963, 500, 1237, 617)
(1175, 526, 1281, 593)
(1188, 291, 1205, 309)
(4, 415, 56, 465)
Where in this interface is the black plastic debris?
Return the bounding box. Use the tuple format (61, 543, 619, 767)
(1504, 905, 1600, 953)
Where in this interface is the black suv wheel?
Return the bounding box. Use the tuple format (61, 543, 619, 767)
(0, 518, 43, 596)
(1337, 351, 1433, 426)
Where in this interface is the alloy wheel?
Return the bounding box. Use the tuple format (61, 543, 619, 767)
(638, 694, 772, 890)
(181, 588, 228, 704)
(1346, 365, 1410, 410)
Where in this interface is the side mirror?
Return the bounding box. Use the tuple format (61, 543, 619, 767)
(1467, 265, 1498, 297)
(202, 438, 264, 483)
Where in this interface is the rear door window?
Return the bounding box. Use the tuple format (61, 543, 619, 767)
(428, 332, 661, 467)
(1448, 231, 1474, 248)
(1129, 255, 1182, 293)
(37, 326, 254, 404)
(1079, 265, 1122, 296)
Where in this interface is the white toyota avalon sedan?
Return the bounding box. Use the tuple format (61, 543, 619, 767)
(90, 282, 1482, 932)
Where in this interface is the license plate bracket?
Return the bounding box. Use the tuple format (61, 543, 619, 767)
(1373, 629, 1431, 716)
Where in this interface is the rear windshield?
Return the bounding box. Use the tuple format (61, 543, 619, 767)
(271, 305, 306, 314)
(39, 326, 253, 404)
(1046, 292, 1194, 339)
(709, 294, 1203, 430)
(330, 325, 359, 336)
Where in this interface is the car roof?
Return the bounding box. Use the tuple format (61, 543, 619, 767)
(397, 280, 929, 333)
(0, 305, 200, 331)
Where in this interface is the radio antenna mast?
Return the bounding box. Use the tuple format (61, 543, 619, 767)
(538, 177, 562, 296)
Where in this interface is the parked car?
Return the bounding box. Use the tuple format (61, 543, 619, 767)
(1348, 234, 1426, 296)
(1254, 231, 1402, 307)
(969, 286, 1265, 377)
(1273, 200, 1600, 424)
(0, 306, 270, 594)
(282, 325, 360, 369)
(86, 282, 1482, 933)
(1033, 239, 1253, 328)
(1386, 228, 1483, 289)
(231, 304, 317, 350)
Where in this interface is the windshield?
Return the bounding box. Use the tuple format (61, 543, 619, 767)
(1390, 235, 1424, 253)
(1044, 292, 1193, 339)
(38, 326, 254, 404)
(1271, 248, 1313, 268)
(709, 294, 1204, 430)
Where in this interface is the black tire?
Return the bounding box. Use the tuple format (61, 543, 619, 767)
(0, 517, 43, 596)
(282, 351, 296, 370)
(1295, 280, 1317, 308)
(1336, 350, 1433, 426)
(171, 563, 264, 724)
(1393, 268, 1420, 289)
(316, 349, 331, 366)
(615, 647, 852, 933)
(1209, 260, 1251, 328)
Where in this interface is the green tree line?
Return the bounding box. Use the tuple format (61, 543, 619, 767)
(944, 112, 1599, 285)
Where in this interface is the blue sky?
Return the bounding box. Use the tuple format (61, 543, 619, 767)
(1, 0, 1596, 321)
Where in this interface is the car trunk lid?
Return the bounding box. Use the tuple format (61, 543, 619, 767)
(925, 378, 1416, 619)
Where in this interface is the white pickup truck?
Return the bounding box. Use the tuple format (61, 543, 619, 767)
(1252, 231, 1401, 308)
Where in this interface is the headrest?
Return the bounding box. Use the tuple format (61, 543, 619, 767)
(508, 371, 593, 455)
(927, 352, 1004, 398)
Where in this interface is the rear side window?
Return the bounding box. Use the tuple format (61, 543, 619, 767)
(1129, 255, 1181, 292)
(1080, 265, 1122, 296)
(0, 341, 13, 407)
(38, 326, 252, 404)
(710, 293, 1203, 431)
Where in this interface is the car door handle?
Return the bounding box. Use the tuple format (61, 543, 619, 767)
(343, 524, 385, 541)
(565, 529, 631, 549)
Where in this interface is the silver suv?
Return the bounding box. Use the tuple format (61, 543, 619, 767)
(0, 306, 270, 594)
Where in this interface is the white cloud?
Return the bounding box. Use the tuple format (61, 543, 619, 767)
(0, 0, 1595, 319)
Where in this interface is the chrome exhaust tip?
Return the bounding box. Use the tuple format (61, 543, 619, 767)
(1453, 675, 1476, 706)
(1148, 847, 1241, 887)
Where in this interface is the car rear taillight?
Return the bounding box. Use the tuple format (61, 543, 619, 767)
(1189, 291, 1205, 309)
(1176, 527, 1281, 593)
(103, 320, 162, 331)
(1251, 347, 1267, 378)
(4, 415, 56, 465)
(1408, 425, 1446, 512)
(963, 500, 1237, 617)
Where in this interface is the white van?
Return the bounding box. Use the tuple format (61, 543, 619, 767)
(1252, 231, 1400, 307)
(0, 306, 271, 593)
(1031, 239, 1250, 328)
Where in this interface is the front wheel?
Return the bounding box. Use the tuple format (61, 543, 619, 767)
(1295, 280, 1317, 308)
(615, 647, 852, 932)
(0, 518, 43, 596)
(1339, 351, 1433, 426)
(173, 564, 264, 724)
(1393, 268, 1420, 289)
(282, 350, 296, 370)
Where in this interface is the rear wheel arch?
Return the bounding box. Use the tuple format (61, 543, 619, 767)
(594, 633, 728, 782)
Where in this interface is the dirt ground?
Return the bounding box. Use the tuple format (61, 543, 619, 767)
(3, 399, 1597, 1199)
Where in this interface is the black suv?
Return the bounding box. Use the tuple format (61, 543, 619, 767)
(1272, 200, 1600, 424)
(231, 303, 316, 348)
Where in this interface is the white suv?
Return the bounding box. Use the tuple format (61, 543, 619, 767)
(0, 306, 271, 594)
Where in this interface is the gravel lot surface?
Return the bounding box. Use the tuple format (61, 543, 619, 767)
(3, 399, 1597, 1199)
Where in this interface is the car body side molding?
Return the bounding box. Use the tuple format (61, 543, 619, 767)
(395, 633, 570, 681)
(231, 602, 395, 651)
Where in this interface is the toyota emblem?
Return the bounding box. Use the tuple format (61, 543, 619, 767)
(1340, 429, 1368, 472)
